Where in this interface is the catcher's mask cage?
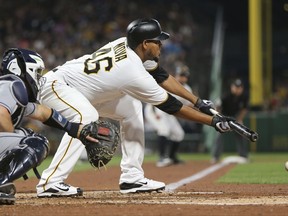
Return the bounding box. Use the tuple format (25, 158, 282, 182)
(1, 48, 45, 102)
(126, 18, 170, 50)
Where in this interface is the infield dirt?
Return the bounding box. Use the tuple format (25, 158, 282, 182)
(2, 161, 288, 216)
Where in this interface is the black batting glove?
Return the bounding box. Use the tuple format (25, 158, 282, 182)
(211, 115, 234, 133)
(195, 98, 215, 116)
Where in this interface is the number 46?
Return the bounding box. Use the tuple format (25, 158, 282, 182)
(84, 48, 113, 74)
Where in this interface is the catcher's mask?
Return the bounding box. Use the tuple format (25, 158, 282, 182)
(1, 48, 45, 102)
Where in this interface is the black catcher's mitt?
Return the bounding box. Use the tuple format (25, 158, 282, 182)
(79, 120, 120, 168)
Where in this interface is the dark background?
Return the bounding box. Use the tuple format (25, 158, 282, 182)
(0, 0, 287, 107)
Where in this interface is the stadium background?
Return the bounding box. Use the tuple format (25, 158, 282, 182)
(1, 1, 288, 215)
(1, 0, 287, 153)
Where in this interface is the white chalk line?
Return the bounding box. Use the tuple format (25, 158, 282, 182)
(16, 159, 288, 206)
(165, 162, 228, 192)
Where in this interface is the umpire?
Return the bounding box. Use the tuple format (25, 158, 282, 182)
(211, 78, 249, 163)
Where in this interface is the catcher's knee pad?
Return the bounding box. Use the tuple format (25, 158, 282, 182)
(0, 134, 49, 184)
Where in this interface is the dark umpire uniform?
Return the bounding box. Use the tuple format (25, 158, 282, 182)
(211, 79, 249, 163)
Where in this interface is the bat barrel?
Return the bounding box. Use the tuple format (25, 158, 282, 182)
(209, 108, 259, 142)
(250, 132, 259, 142)
(229, 121, 258, 142)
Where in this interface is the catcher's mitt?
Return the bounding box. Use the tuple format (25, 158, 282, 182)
(79, 120, 120, 168)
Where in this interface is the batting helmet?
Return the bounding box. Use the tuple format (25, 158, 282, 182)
(127, 18, 169, 50)
(1, 48, 45, 102)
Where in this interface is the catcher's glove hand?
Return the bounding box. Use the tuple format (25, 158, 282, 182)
(79, 120, 120, 168)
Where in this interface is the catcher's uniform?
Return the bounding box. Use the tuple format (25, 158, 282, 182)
(0, 75, 49, 205)
(37, 37, 170, 190)
(0, 75, 38, 155)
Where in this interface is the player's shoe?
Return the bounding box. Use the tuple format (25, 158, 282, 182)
(37, 182, 83, 198)
(156, 157, 173, 167)
(0, 183, 16, 195)
(119, 178, 165, 194)
(0, 183, 16, 205)
(0, 192, 15, 205)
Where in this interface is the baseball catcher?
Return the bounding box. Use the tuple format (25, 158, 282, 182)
(79, 119, 121, 168)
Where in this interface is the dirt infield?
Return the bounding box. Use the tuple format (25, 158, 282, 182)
(2, 161, 288, 215)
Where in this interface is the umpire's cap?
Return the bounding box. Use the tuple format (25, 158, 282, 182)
(232, 78, 243, 87)
(127, 18, 169, 50)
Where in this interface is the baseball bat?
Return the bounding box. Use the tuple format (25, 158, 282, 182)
(210, 109, 259, 142)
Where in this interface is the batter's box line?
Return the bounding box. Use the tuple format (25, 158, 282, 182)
(165, 162, 228, 192)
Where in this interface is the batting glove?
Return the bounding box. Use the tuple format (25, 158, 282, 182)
(211, 115, 234, 133)
(195, 98, 215, 116)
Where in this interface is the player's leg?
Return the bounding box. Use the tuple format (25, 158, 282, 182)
(0, 132, 22, 205)
(166, 114, 185, 164)
(0, 131, 48, 204)
(36, 76, 99, 197)
(143, 104, 172, 167)
(153, 111, 173, 167)
(211, 134, 223, 163)
(235, 133, 249, 161)
(0, 133, 49, 184)
(97, 95, 165, 193)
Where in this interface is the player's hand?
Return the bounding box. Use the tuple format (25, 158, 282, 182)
(195, 98, 215, 116)
(211, 115, 234, 133)
(78, 124, 99, 143)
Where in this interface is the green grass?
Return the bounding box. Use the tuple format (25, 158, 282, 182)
(27, 152, 288, 184)
(217, 153, 288, 184)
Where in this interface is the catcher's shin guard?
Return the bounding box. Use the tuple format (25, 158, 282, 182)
(0, 134, 49, 184)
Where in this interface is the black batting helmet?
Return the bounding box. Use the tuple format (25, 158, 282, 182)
(127, 18, 169, 50)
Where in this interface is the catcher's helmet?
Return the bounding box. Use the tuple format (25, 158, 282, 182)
(1, 48, 45, 102)
(127, 18, 169, 50)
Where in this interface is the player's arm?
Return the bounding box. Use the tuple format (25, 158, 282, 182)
(159, 74, 199, 104)
(27, 103, 89, 139)
(146, 62, 198, 104)
(155, 93, 210, 124)
(0, 105, 14, 132)
(155, 94, 231, 133)
(236, 108, 247, 124)
(123, 68, 231, 133)
(147, 63, 214, 114)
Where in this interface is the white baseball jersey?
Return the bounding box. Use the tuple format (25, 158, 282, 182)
(38, 37, 174, 190)
(53, 37, 168, 106)
(144, 103, 184, 142)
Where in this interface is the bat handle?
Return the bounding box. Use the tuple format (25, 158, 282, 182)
(210, 108, 220, 116)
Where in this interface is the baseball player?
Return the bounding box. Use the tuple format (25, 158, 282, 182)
(36, 18, 233, 196)
(144, 64, 195, 167)
(0, 48, 97, 204)
(144, 103, 185, 167)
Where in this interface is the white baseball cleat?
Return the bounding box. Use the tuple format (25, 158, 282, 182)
(37, 182, 83, 198)
(156, 158, 173, 167)
(119, 178, 165, 194)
